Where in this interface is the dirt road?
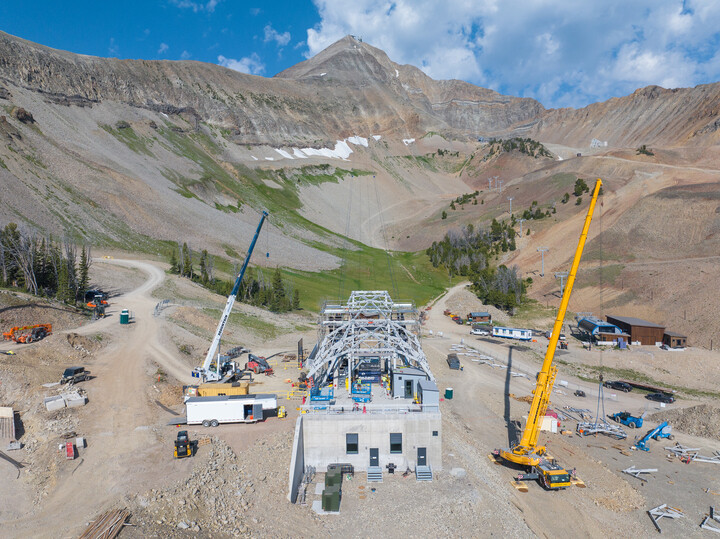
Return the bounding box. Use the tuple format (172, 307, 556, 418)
(4, 259, 194, 538)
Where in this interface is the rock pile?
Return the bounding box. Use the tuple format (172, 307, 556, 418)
(133, 439, 255, 537)
(651, 404, 720, 440)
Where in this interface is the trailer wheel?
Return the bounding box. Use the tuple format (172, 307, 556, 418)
(210, 419, 219, 427)
(668, 434, 675, 440)
(202, 420, 210, 427)
(629, 422, 636, 428)
(25, 335, 33, 343)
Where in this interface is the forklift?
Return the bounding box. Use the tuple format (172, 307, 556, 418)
(174, 431, 193, 459)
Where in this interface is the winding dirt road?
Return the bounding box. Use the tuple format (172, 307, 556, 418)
(6, 259, 194, 538)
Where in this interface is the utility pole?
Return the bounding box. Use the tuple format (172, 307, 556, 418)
(517, 218, 526, 236)
(507, 196, 514, 214)
(537, 247, 548, 276)
(554, 271, 569, 294)
(488, 178, 493, 190)
(498, 179, 504, 192)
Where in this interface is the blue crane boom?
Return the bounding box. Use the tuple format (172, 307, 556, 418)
(193, 210, 268, 382)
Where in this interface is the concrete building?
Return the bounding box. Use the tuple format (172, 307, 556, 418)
(605, 315, 665, 345)
(289, 291, 440, 502)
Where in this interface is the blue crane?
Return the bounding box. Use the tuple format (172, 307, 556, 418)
(192, 211, 268, 382)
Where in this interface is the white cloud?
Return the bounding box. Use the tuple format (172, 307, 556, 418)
(180, 50, 192, 60)
(264, 24, 291, 47)
(158, 43, 169, 54)
(305, 0, 720, 108)
(171, 0, 221, 13)
(108, 37, 118, 57)
(218, 53, 265, 75)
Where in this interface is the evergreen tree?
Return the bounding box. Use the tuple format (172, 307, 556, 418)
(441, 210, 447, 220)
(271, 267, 285, 311)
(182, 243, 193, 278)
(56, 259, 69, 303)
(199, 250, 209, 284)
(293, 289, 300, 310)
(169, 247, 179, 274)
(78, 244, 91, 300)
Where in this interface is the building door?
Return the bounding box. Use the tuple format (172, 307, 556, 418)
(370, 448, 379, 467)
(417, 447, 427, 466)
(405, 380, 413, 399)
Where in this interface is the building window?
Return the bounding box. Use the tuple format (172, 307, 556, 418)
(346, 433, 358, 454)
(432, 431, 439, 437)
(390, 433, 402, 453)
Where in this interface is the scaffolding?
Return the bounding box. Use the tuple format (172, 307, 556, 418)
(307, 291, 433, 387)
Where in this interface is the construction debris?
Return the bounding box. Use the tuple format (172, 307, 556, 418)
(622, 466, 657, 482)
(647, 504, 684, 533)
(79, 508, 131, 539)
(701, 507, 720, 533)
(577, 419, 627, 440)
(665, 443, 720, 464)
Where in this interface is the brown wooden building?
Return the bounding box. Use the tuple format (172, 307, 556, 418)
(605, 315, 665, 345)
(663, 331, 687, 349)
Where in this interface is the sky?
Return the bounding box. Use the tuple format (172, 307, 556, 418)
(2, 1, 720, 109)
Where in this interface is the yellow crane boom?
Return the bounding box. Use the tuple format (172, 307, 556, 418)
(497, 178, 602, 476)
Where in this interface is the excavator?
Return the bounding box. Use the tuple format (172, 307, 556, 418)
(492, 178, 603, 490)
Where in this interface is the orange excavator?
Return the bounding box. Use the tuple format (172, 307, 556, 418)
(3, 324, 52, 344)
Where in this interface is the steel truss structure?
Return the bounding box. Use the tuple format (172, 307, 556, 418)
(307, 291, 434, 386)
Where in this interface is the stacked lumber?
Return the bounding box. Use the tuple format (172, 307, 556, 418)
(79, 508, 130, 539)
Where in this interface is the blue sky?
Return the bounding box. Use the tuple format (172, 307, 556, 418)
(2, 1, 720, 109)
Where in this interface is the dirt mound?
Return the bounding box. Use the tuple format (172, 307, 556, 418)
(66, 333, 101, 354)
(0, 292, 87, 332)
(650, 405, 720, 440)
(442, 286, 510, 325)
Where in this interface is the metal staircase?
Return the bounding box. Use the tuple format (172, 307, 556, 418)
(415, 465, 433, 481)
(366, 466, 383, 482)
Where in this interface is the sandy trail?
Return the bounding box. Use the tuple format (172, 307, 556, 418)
(5, 259, 193, 538)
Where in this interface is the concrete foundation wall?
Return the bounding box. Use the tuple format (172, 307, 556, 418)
(287, 416, 305, 503)
(302, 413, 442, 472)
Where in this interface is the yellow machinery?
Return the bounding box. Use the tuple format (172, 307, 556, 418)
(174, 430, 193, 459)
(278, 405, 287, 419)
(493, 179, 603, 490)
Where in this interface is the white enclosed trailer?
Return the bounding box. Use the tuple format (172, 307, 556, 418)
(186, 394, 277, 426)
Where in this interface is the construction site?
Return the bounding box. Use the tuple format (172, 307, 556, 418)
(0, 177, 718, 538)
(4, 24, 720, 539)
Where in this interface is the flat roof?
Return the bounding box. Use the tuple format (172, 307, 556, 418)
(664, 330, 687, 338)
(418, 379, 438, 392)
(469, 312, 490, 316)
(606, 315, 664, 328)
(186, 394, 276, 403)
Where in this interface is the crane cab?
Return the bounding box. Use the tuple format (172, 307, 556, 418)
(535, 461, 571, 490)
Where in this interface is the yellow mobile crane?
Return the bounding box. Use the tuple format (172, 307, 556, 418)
(492, 178, 603, 490)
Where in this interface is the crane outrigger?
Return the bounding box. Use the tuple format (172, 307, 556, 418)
(493, 179, 603, 490)
(192, 210, 268, 382)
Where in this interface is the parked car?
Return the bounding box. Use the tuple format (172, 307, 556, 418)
(60, 366, 89, 384)
(603, 380, 633, 392)
(646, 392, 675, 404)
(470, 328, 489, 336)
